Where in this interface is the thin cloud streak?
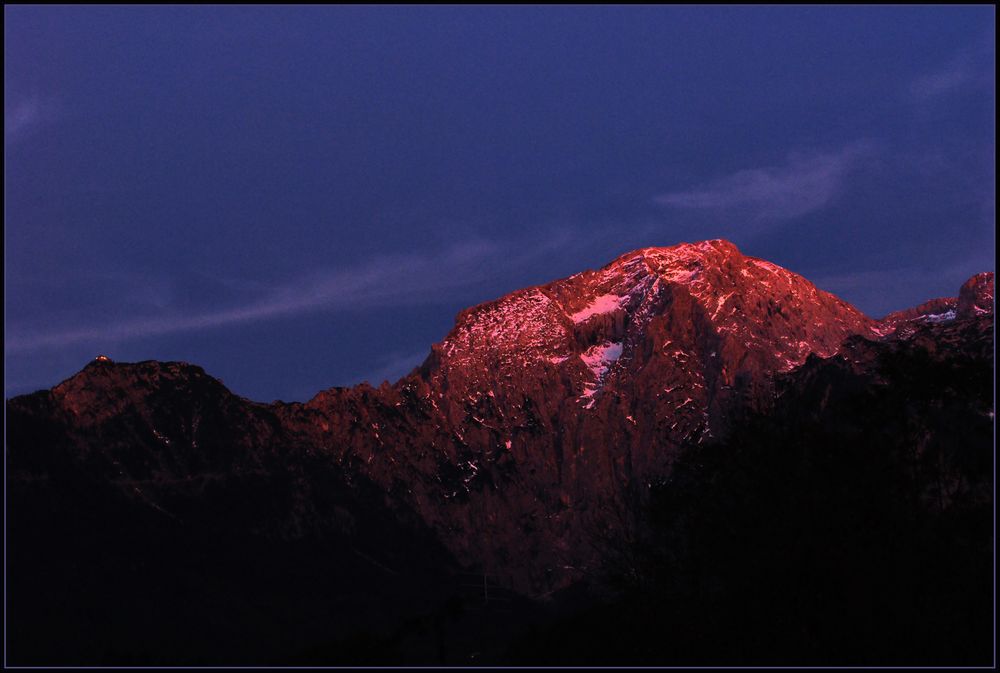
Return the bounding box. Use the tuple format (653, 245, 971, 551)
(5, 234, 572, 354)
(348, 348, 431, 388)
(909, 39, 995, 102)
(910, 65, 972, 101)
(4, 95, 57, 144)
(654, 142, 877, 224)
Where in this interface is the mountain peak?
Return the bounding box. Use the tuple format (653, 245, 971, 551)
(875, 271, 994, 336)
(422, 241, 876, 445)
(51, 360, 221, 426)
(957, 271, 994, 319)
(609, 238, 741, 268)
(9, 243, 995, 608)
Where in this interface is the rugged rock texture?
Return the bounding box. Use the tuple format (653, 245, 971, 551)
(7, 360, 472, 665)
(876, 271, 995, 336)
(877, 296, 958, 334)
(957, 271, 995, 319)
(5, 239, 994, 665)
(287, 240, 885, 592)
(505, 310, 994, 666)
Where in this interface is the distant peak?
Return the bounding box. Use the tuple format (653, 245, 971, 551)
(69, 359, 209, 387)
(957, 272, 995, 319)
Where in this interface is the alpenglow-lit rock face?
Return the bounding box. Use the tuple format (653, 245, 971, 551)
(290, 239, 889, 590)
(7, 240, 994, 599)
(875, 271, 994, 339)
(957, 271, 995, 319)
(7, 239, 994, 665)
(427, 239, 878, 414)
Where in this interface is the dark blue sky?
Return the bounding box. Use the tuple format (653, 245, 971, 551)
(5, 5, 995, 402)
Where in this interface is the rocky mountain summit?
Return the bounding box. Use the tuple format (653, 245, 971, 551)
(6, 240, 994, 665)
(288, 240, 890, 591)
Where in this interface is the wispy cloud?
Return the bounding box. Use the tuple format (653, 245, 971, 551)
(654, 142, 876, 224)
(349, 349, 431, 387)
(910, 65, 973, 101)
(5, 233, 572, 354)
(4, 95, 58, 144)
(909, 39, 995, 102)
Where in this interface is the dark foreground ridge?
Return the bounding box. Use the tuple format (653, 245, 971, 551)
(6, 241, 995, 665)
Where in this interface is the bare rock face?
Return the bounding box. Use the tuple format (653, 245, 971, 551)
(7, 241, 993, 599)
(957, 271, 995, 319)
(877, 297, 959, 335)
(6, 241, 994, 665)
(291, 240, 883, 592)
(873, 271, 994, 340)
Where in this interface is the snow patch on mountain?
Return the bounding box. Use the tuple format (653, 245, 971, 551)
(581, 341, 623, 378)
(570, 294, 623, 322)
(579, 341, 623, 408)
(923, 310, 957, 323)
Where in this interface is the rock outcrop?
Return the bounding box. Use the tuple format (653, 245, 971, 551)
(5, 240, 994, 664)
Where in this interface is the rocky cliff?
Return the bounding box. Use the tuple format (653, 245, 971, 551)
(5, 241, 993, 664)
